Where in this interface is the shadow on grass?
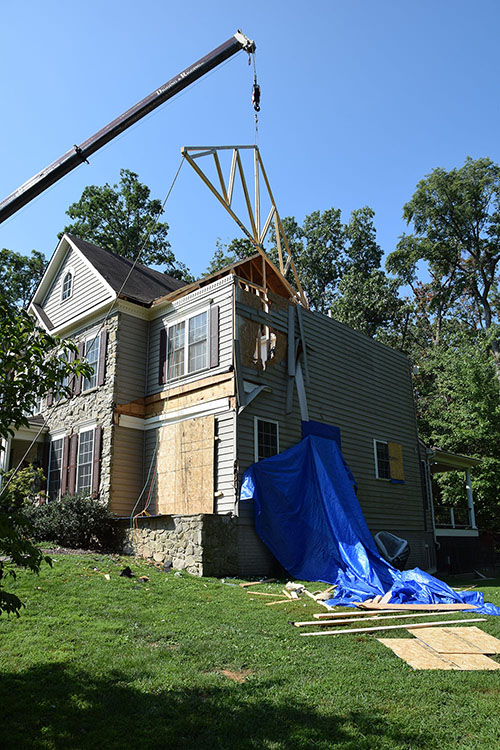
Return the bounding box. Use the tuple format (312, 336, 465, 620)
(0, 662, 432, 750)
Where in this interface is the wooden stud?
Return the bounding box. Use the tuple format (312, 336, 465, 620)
(354, 602, 478, 612)
(293, 611, 478, 627)
(239, 578, 277, 588)
(300, 618, 487, 637)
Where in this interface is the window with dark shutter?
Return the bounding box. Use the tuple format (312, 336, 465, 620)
(60, 435, 70, 496)
(67, 433, 79, 495)
(209, 305, 219, 368)
(91, 426, 102, 496)
(97, 330, 107, 386)
(74, 342, 85, 395)
(159, 328, 167, 385)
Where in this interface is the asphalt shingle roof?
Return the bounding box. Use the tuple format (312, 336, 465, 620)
(68, 235, 187, 306)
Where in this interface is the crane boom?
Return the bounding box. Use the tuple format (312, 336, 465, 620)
(0, 30, 255, 224)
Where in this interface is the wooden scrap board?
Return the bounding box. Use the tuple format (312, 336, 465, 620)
(378, 639, 500, 670)
(379, 626, 500, 670)
(407, 627, 484, 654)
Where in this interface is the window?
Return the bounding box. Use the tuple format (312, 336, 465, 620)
(374, 440, 391, 480)
(83, 336, 100, 391)
(374, 439, 405, 482)
(47, 437, 64, 501)
(166, 310, 208, 381)
(62, 271, 73, 301)
(254, 417, 279, 462)
(76, 429, 94, 494)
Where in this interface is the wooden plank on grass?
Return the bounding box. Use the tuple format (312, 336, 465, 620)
(240, 578, 276, 588)
(354, 602, 477, 612)
(408, 627, 485, 654)
(247, 591, 288, 598)
(440, 626, 500, 654)
(313, 610, 396, 619)
(300, 618, 487, 636)
(294, 611, 472, 627)
(378, 639, 456, 670)
(265, 599, 291, 606)
(445, 653, 500, 671)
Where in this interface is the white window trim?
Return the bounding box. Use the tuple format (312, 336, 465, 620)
(76, 426, 94, 495)
(373, 438, 391, 481)
(82, 329, 101, 393)
(165, 305, 210, 383)
(61, 266, 75, 302)
(254, 416, 280, 463)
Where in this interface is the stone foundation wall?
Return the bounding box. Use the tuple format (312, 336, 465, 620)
(121, 513, 238, 577)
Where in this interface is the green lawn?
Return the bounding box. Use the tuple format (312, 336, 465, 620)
(1, 553, 500, 749)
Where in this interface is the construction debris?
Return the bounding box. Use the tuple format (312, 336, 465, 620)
(354, 601, 478, 612)
(299, 618, 487, 637)
(292, 611, 475, 628)
(379, 626, 500, 670)
(239, 578, 277, 588)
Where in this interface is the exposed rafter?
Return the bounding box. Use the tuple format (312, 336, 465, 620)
(181, 145, 308, 307)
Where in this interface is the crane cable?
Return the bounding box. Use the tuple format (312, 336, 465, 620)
(0, 158, 185, 502)
(250, 52, 260, 144)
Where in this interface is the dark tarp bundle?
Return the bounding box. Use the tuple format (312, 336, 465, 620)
(240, 435, 500, 616)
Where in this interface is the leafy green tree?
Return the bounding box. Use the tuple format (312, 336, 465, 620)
(0, 248, 46, 309)
(0, 294, 90, 614)
(413, 325, 500, 527)
(62, 168, 193, 281)
(386, 157, 500, 382)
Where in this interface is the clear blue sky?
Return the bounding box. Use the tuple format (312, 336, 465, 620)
(2, 1, 500, 278)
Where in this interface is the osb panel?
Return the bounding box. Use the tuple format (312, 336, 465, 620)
(240, 318, 262, 369)
(446, 653, 500, 671)
(408, 627, 484, 654)
(378, 639, 455, 670)
(148, 379, 234, 417)
(267, 289, 292, 311)
(238, 287, 266, 311)
(270, 328, 287, 365)
(156, 415, 214, 515)
(441, 626, 500, 654)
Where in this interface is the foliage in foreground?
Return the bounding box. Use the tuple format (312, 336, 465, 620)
(26, 494, 122, 552)
(0, 467, 51, 616)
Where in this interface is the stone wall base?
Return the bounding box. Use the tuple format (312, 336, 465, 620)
(120, 514, 238, 577)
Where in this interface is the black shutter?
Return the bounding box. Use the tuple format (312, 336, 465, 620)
(74, 342, 85, 395)
(67, 433, 79, 495)
(41, 441, 50, 492)
(97, 329, 108, 387)
(60, 435, 70, 496)
(209, 305, 219, 368)
(91, 426, 102, 497)
(159, 328, 167, 385)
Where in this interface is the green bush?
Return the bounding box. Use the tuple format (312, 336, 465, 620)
(27, 494, 122, 552)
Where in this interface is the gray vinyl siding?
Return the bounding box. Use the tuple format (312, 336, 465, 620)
(42, 246, 113, 329)
(146, 276, 234, 397)
(110, 425, 145, 516)
(235, 287, 428, 570)
(214, 411, 236, 514)
(115, 313, 149, 403)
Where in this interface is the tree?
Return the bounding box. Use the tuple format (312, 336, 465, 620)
(0, 293, 90, 615)
(0, 248, 46, 309)
(62, 168, 193, 281)
(386, 157, 500, 385)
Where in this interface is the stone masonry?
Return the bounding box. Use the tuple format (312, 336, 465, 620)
(38, 313, 119, 502)
(121, 513, 238, 577)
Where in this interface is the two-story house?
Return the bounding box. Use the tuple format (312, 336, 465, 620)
(3, 231, 463, 576)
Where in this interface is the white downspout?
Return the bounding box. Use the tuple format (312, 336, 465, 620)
(466, 469, 477, 529)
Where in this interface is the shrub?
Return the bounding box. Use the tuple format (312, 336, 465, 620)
(27, 494, 122, 552)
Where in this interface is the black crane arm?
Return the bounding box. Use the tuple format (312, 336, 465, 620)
(0, 30, 255, 224)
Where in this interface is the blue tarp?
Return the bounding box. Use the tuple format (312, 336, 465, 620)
(240, 435, 500, 615)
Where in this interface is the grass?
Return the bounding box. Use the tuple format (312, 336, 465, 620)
(1, 554, 500, 749)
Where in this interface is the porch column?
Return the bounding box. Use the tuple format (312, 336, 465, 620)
(0, 437, 12, 488)
(466, 469, 477, 529)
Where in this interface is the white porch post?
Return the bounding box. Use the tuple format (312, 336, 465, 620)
(0, 437, 12, 488)
(466, 469, 477, 529)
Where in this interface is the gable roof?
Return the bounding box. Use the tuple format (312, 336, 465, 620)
(67, 235, 186, 306)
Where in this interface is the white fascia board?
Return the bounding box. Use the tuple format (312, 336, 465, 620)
(143, 397, 231, 430)
(12, 425, 48, 442)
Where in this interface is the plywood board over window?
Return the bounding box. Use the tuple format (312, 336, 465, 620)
(156, 415, 215, 515)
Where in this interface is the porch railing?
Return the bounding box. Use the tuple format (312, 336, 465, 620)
(434, 505, 473, 529)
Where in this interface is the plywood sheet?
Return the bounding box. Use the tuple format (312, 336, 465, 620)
(441, 626, 500, 654)
(446, 653, 500, 671)
(378, 639, 456, 670)
(408, 627, 484, 654)
(156, 415, 214, 515)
